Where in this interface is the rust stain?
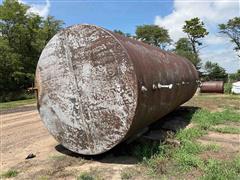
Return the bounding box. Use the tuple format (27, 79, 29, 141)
(35, 24, 199, 155)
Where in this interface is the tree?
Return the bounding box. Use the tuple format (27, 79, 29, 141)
(135, 25, 172, 49)
(219, 17, 240, 56)
(229, 69, 240, 81)
(42, 16, 64, 43)
(113, 29, 132, 37)
(204, 61, 227, 81)
(174, 38, 201, 67)
(0, 0, 63, 101)
(113, 29, 125, 36)
(183, 17, 208, 69)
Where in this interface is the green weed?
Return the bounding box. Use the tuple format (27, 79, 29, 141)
(0, 169, 19, 178)
(192, 109, 240, 129)
(210, 126, 240, 134)
(77, 172, 95, 180)
(201, 156, 240, 180)
(176, 127, 206, 141)
(203, 143, 221, 152)
(0, 98, 35, 110)
(132, 141, 161, 161)
(121, 168, 138, 180)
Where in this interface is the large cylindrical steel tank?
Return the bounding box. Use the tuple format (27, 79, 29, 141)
(35, 24, 199, 155)
(200, 81, 224, 93)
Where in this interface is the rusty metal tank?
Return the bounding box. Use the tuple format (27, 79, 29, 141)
(35, 24, 199, 155)
(200, 81, 224, 93)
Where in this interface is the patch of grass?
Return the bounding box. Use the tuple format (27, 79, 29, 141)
(77, 172, 95, 180)
(0, 98, 36, 110)
(0, 169, 19, 178)
(192, 109, 240, 129)
(176, 127, 206, 141)
(131, 142, 174, 176)
(121, 172, 132, 180)
(77, 168, 104, 180)
(203, 143, 221, 152)
(210, 126, 240, 134)
(224, 82, 232, 94)
(172, 140, 205, 171)
(201, 156, 240, 180)
(197, 94, 240, 99)
(121, 168, 138, 180)
(174, 151, 204, 171)
(136, 106, 240, 178)
(132, 141, 161, 161)
(145, 155, 170, 176)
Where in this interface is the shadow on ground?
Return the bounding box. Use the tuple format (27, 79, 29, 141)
(55, 106, 200, 164)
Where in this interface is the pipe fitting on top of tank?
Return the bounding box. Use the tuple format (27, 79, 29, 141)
(196, 80, 202, 87)
(152, 84, 157, 90)
(157, 83, 173, 89)
(141, 85, 148, 92)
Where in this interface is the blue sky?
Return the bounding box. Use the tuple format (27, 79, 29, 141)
(1, 0, 239, 73)
(50, 0, 173, 34)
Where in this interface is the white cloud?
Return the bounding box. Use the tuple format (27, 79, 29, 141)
(200, 48, 240, 73)
(19, 0, 50, 19)
(154, 0, 240, 73)
(155, 0, 239, 41)
(203, 34, 226, 45)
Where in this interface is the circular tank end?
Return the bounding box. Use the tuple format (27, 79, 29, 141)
(35, 24, 138, 155)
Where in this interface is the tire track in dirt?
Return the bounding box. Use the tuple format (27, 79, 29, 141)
(1, 108, 59, 170)
(2, 111, 38, 124)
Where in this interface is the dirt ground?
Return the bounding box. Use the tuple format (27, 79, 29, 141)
(1, 94, 240, 179)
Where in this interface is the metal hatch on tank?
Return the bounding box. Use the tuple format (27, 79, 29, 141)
(35, 24, 199, 155)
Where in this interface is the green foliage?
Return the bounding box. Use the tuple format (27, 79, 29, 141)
(204, 144, 221, 152)
(173, 151, 204, 171)
(175, 37, 193, 52)
(0, 169, 19, 178)
(121, 168, 137, 180)
(203, 61, 227, 81)
(176, 127, 206, 141)
(174, 38, 201, 68)
(135, 25, 172, 49)
(77, 172, 95, 180)
(183, 17, 208, 70)
(224, 82, 232, 94)
(0, 98, 35, 110)
(113, 29, 125, 35)
(229, 69, 240, 81)
(172, 141, 204, 170)
(132, 141, 161, 161)
(113, 29, 131, 37)
(0, 0, 63, 102)
(137, 105, 240, 178)
(219, 17, 240, 54)
(201, 157, 240, 180)
(192, 109, 240, 129)
(183, 17, 209, 46)
(121, 172, 133, 180)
